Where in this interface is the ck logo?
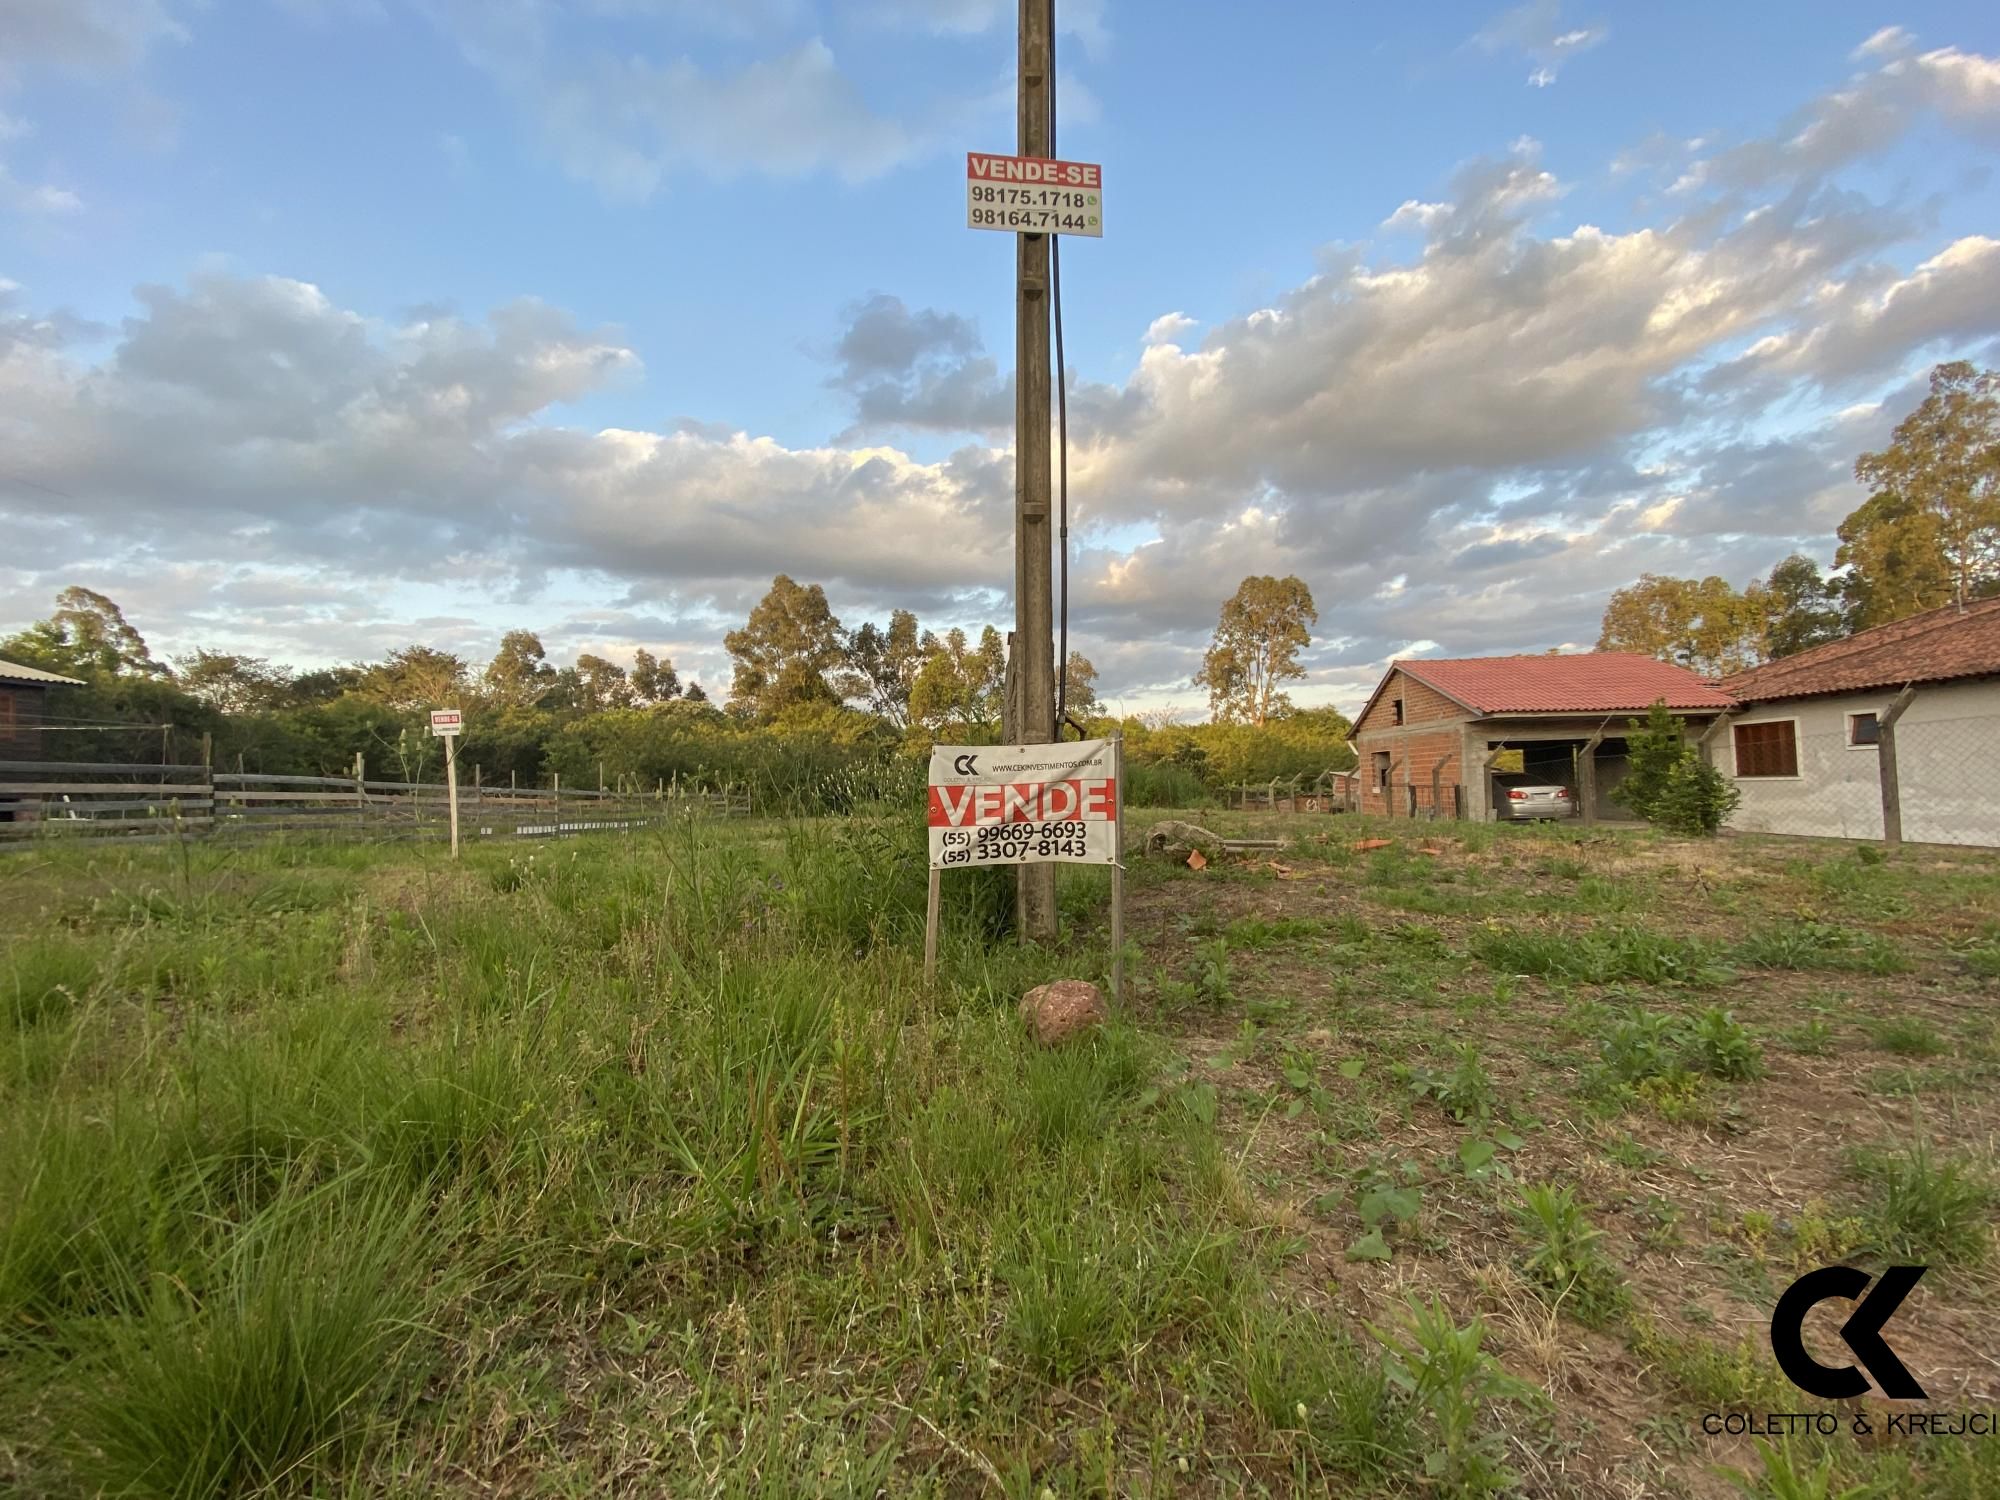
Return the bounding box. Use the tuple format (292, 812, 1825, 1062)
(953, 753, 980, 776)
(1770, 1265, 1927, 1400)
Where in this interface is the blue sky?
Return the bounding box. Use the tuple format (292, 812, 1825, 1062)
(3, 0, 1998, 713)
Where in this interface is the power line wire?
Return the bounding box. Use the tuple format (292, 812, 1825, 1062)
(1050, 0, 1075, 738)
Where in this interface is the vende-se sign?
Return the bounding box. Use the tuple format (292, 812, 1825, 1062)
(966, 152, 1103, 237)
(927, 739, 1119, 868)
(429, 709, 463, 737)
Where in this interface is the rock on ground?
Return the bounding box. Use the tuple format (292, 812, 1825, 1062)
(1019, 979, 1108, 1046)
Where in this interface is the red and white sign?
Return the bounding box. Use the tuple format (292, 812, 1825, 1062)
(966, 152, 1103, 237)
(928, 739, 1119, 868)
(429, 708, 463, 737)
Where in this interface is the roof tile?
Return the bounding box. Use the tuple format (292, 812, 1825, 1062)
(1722, 596, 2000, 703)
(1394, 653, 1737, 715)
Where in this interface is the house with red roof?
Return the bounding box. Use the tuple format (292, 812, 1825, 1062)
(1350, 653, 1737, 822)
(1719, 596, 2000, 846)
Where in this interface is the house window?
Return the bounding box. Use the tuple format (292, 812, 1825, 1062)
(1733, 720, 1799, 778)
(0, 691, 15, 742)
(1372, 750, 1391, 790)
(1392, 698, 1405, 725)
(1848, 712, 1880, 747)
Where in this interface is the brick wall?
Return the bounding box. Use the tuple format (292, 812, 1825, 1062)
(1358, 728, 1463, 815)
(1354, 669, 1462, 736)
(1352, 671, 1469, 816)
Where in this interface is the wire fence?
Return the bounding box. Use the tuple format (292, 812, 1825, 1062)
(1726, 709, 2000, 848)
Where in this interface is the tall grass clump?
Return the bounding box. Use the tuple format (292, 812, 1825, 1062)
(67, 1180, 449, 1500)
(5, 936, 99, 1030)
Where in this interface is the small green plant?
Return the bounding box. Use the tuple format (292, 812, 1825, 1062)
(1473, 927, 1720, 986)
(1590, 1005, 1764, 1103)
(1848, 1141, 1994, 1263)
(1371, 1296, 1538, 1498)
(1681, 1008, 1765, 1081)
(1225, 915, 1328, 948)
(1865, 1015, 1945, 1057)
(1734, 922, 1909, 975)
(1782, 1019, 1836, 1055)
(1513, 1183, 1626, 1325)
(1406, 1044, 1496, 1123)
(1723, 1439, 1891, 1499)
(1192, 938, 1234, 1007)
(1346, 1180, 1424, 1263)
(1603, 1133, 1663, 1170)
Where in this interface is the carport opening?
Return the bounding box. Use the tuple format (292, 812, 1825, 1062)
(1485, 737, 1633, 821)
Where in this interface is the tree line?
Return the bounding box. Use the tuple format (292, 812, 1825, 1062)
(1598, 362, 2000, 675)
(1, 574, 1354, 806)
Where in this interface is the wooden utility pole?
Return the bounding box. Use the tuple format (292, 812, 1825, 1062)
(1010, 0, 1058, 942)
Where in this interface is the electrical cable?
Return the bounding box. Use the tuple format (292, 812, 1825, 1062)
(1049, 0, 1073, 739)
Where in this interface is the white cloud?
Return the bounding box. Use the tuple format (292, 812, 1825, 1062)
(1383, 198, 1450, 232)
(1471, 0, 1608, 88)
(1143, 312, 1197, 346)
(1715, 36, 2000, 186)
(1853, 26, 1912, 62)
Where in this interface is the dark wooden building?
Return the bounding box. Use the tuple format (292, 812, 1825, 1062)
(0, 656, 86, 765)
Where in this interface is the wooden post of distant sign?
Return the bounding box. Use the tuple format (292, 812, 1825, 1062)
(923, 867, 942, 989)
(1111, 731, 1125, 1011)
(430, 709, 463, 858)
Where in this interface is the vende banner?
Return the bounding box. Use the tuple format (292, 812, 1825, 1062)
(966, 152, 1104, 237)
(927, 739, 1119, 869)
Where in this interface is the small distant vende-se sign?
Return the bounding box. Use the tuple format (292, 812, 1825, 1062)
(927, 739, 1120, 869)
(429, 709, 463, 737)
(966, 152, 1103, 237)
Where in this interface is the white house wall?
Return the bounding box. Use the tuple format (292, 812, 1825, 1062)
(1724, 678, 2000, 847)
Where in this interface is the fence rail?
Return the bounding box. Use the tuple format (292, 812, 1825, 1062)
(0, 759, 751, 847)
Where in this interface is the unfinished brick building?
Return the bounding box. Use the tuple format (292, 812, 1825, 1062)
(1350, 654, 1736, 821)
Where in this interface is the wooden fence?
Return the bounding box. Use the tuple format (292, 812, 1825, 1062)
(1224, 769, 1360, 815)
(0, 759, 751, 846)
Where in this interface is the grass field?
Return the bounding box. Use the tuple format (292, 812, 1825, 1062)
(2, 811, 1997, 1497)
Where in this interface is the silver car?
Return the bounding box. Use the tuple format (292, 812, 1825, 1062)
(1501, 783, 1575, 820)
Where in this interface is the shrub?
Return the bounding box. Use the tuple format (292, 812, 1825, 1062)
(1612, 699, 1737, 836)
(1652, 755, 1740, 836)
(1614, 701, 1688, 822)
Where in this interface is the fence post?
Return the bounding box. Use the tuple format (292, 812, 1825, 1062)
(354, 753, 366, 830)
(1578, 723, 1608, 826)
(1878, 684, 1918, 848)
(1430, 755, 1451, 823)
(199, 732, 214, 841)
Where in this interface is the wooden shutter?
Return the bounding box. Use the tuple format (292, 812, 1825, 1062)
(1732, 720, 1798, 778)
